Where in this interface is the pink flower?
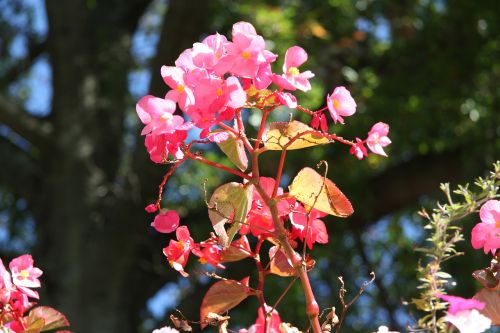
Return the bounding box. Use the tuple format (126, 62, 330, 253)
(163, 226, 194, 277)
(272, 46, 314, 92)
(136, 95, 186, 136)
(0, 259, 13, 304)
(436, 294, 491, 333)
(289, 203, 329, 249)
(221, 22, 269, 78)
(161, 67, 195, 112)
(437, 294, 485, 315)
(246, 304, 282, 333)
(276, 92, 297, 108)
(326, 86, 356, 124)
(471, 199, 500, 255)
(144, 131, 187, 163)
(350, 138, 368, 160)
(192, 241, 224, 269)
(9, 255, 42, 290)
(366, 122, 391, 157)
(151, 210, 180, 234)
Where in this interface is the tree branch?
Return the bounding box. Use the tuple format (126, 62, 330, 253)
(1, 38, 47, 86)
(0, 93, 52, 149)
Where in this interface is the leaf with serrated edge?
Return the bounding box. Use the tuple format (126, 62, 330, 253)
(262, 121, 329, 150)
(216, 131, 248, 171)
(289, 167, 353, 217)
(200, 279, 250, 329)
(208, 183, 253, 247)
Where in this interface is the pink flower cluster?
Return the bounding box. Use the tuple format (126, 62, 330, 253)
(471, 199, 500, 255)
(0, 255, 43, 331)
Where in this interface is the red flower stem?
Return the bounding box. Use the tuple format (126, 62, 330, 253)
(218, 121, 254, 153)
(296, 105, 327, 115)
(254, 109, 270, 150)
(253, 182, 322, 333)
(236, 109, 254, 152)
(272, 148, 287, 197)
(254, 236, 270, 333)
(155, 157, 187, 208)
(186, 152, 251, 180)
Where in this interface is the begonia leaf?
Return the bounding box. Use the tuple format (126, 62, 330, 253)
(216, 130, 248, 171)
(474, 288, 500, 325)
(269, 246, 296, 277)
(262, 121, 329, 150)
(220, 236, 252, 263)
(200, 278, 251, 328)
(289, 167, 353, 217)
(208, 182, 253, 247)
(28, 306, 70, 332)
(24, 317, 45, 333)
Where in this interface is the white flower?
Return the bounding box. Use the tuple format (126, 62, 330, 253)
(445, 309, 491, 333)
(152, 326, 179, 333)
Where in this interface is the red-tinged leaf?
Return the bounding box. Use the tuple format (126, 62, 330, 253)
(474, 288, 500, 325)
(220, 236, 252, 263)
(289, 167, 353, 217)
(170, 314, 193, 332)
(200, 279, 250, 328)
(269, 246, 296, 277)
(29, 306, 70, 331)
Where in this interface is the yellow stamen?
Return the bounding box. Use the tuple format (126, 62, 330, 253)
(216, 88, 224, 97)
(20, 270, 29, 279)
(496, 220, 500, 228)
(176, 241, 184, 250)
(199, 258, 208, 264)
(287, 67, 300, 77)
(241, 51, 251, 60)
(176, 85, 185, 93)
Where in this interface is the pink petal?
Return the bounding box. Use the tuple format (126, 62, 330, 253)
(151, 210, 180, 233)
(479, 200, 500, 225)
(284, 46, 308, 71)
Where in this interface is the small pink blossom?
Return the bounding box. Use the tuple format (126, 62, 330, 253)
(0, 259, 12, 304)
(366, 122, 391, 157)
(471, 199, 500, 255)
(145, 204, 158, 213)
(151, 210, 180, 234)
(310, 113, 328, 133)
(437, 294, 485, 315)
(276, 92, 297, 108)
(161, 66, 195, 112)
(163, 226, 194, 277)
(136, 95, 186, 136)
(350, 138, 368, 160)
(9, 255, 42, 289)
(144, 131, 187, 163)
(326, 86, 356, 124)
(246, 304, 282, 333)
(272, 46, 314, 92)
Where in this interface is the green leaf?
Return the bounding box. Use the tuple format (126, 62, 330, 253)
(208, 182, 253, 247)
(216, 131, 248, 171)
(262, 121, 329, 150)
(200, 278, 250, 328)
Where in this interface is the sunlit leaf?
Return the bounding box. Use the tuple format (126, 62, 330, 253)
(474, 288, 500, 325)
(262, 121, 329, 150)
(208, 182, 254, 247)
(269, 246, 296, 277)
(220, 236, 252, 263)
(289, 167, 353, 217)
(216, 130, 248, 171)
(200, 279, 250, 328)
(28, 306, 70, 332)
